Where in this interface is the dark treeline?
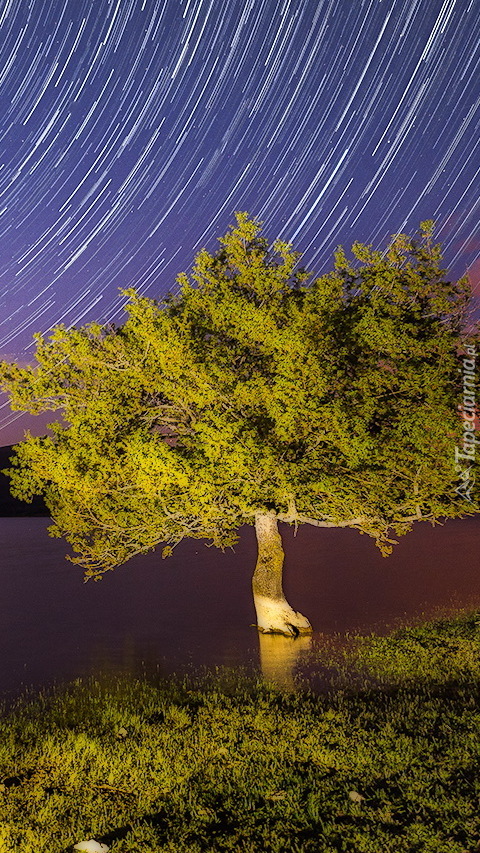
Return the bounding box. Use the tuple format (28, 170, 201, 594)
(0, 446, 48, 516)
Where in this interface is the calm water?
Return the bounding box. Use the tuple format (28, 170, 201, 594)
(1, 516, 479, 703)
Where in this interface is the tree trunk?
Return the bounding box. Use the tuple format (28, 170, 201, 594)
(252, 510, 312, 636)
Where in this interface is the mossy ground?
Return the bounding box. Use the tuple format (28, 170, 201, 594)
(0, 612, 479, 852)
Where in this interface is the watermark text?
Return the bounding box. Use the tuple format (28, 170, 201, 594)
(455, 344, 477, 502)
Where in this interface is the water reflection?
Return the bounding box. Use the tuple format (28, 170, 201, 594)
(0, 516, 479, 705)
(257, 633, 312, 690)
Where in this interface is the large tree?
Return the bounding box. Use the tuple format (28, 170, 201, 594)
(1, 213, 478, 634)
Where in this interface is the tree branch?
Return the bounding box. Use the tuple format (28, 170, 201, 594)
(276, 510, 436, 529)
(276, 512, 375, 528)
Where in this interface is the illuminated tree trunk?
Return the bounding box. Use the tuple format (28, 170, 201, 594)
(252, 510, 312, 636)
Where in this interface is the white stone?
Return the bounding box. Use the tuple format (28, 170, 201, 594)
(73, 841, 109, 853)
(253, 595, 312, 636)
(348, 791, 365, 803)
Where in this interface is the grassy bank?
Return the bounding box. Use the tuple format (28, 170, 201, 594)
(0, 612, 479, 853)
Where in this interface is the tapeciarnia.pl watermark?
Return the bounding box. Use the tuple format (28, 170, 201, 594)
(454, 344, 477, 502)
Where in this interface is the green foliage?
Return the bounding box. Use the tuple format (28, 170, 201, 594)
(0, 612, 479, 852)
(0, 213, 478, 577)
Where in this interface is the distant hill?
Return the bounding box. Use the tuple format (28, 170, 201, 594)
(0, 446, 49, 516)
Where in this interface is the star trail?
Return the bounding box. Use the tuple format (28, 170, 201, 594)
(0, 0, 479, 440)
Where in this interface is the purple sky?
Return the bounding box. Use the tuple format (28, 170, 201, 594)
(0, 0, 479, 444)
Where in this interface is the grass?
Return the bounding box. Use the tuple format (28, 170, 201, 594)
(0, 612, 479, 852)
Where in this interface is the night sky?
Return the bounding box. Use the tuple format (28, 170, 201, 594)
(0, 0, 479, 442)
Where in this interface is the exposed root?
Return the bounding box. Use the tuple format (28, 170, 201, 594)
(254, 595, 313, 637)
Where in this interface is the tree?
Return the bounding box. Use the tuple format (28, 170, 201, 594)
(1, 213, 479, 635)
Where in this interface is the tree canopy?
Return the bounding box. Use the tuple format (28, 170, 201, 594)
(1, 212, 478, 580)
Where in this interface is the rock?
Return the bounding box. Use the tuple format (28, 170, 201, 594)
(348, 790, 365, 803)
(73, 841, 109, 852)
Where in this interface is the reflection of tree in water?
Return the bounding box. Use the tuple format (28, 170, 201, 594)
(257, 632, 312, 690)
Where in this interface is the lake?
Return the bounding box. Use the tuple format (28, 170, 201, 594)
(1, 515, 479, 704)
